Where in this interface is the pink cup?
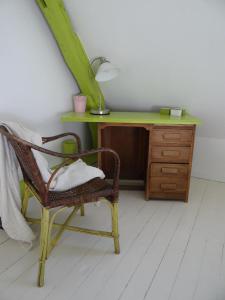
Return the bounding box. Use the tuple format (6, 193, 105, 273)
(73, 95, 87, 113)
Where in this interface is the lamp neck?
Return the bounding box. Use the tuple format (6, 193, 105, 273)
(90, 57, 108, 66)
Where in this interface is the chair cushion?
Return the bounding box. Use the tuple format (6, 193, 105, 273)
(47, 177, 115, 208)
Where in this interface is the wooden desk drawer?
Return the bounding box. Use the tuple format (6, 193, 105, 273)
(151, 163, 188, 177)
(151, 146, 191, 163)
(150, 177, 187, 193)
(152, 129, 193, 145)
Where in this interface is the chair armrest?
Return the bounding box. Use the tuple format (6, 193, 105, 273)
(73, 148, 120, 194)
(42, 148, 120, 196)
(42, 132, 81, 152)
(46, 158, 72, 192)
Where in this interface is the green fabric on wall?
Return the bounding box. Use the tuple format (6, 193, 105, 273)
(62, 139, 97, 165)
(36, 0, 104, 147)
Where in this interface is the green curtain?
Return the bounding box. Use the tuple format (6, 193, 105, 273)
(36, 0, 104, 147)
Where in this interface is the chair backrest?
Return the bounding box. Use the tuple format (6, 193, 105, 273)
(0, 126, 47, 202)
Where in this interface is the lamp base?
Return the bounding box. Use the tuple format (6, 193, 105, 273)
(90, 108, 110, 115)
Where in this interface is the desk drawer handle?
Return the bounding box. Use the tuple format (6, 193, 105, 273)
(161, 167, 178, 174)
(160, 183, 177, 190)
(162, 150, 180, 157)
(163, 133, 181, 140)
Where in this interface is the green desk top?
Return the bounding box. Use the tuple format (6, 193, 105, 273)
(61, 111, 201, 125)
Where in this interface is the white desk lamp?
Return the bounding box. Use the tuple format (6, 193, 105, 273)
(90, 57, 119, 115)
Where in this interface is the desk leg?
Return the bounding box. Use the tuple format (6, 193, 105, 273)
(97, 123, 102, 168)
(144, 126, 152, 200)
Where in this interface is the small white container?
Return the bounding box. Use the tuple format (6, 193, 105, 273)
(170, 108, 182, 117)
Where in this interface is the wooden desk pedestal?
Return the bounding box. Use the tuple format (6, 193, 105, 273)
(98, 123, 196, 202)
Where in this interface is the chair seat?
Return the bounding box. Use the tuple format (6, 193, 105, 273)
(47, 177, 115, 208)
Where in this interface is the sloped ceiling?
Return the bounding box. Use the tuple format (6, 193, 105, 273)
(64, 0, 225, 139)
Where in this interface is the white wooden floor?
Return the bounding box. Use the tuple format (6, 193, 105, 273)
(0, 178, 225, 300)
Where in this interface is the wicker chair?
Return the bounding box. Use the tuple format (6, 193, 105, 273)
(0, 126, 120, 287)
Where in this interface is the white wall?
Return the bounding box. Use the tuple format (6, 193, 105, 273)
(0, 0, 88, 160)
(192, 137, 225, 182)
(65, 0, 225, 181)
(1, 0, 225, 181)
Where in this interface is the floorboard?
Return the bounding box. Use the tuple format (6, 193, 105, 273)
(0, 178, 225, 300)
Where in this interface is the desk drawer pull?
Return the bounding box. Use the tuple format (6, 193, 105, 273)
(161, 167, 178, 174)
(152, 147, 190, 163)
(162, 150, 180, 157)
(163, 133, 181, 140)
(150, 177, 186, 193)
(151, 128, 193, 146)
(151, 163, 188, 177)
(160, 183, 177, 190)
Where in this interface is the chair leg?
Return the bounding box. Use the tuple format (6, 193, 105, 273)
(111, 202, 120, 254)
(80, 204, 85, 216)
(21, 183, 30, 218)
(37, 207, 50, 287)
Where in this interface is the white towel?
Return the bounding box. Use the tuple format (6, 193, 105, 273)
(50, 159, 105, 191)
(0, 121, 38, 244)
(0, 121, 105, 243)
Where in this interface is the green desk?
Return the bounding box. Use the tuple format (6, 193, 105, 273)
(61, 111, 201, 202)
(61, 111, 200, 125)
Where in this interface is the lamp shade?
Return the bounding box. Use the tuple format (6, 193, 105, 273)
(95, 61, 119, 82)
